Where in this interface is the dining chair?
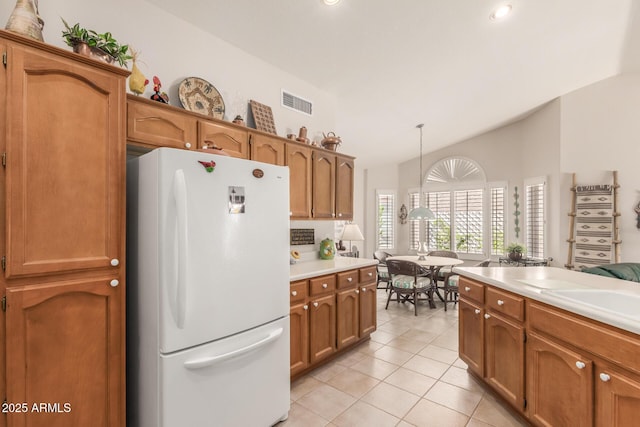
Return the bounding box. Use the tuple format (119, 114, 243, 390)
(427, 250, 459, 301)
(385, 259, 435, 316)
(373, 250, 392, 291)
(441, 259, 491, 311)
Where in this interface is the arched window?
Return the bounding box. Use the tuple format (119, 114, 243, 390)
(409, 157, 506, 258)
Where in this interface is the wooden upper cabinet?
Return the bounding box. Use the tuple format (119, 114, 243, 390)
(5, 277, 124, 427)
(250, 132, 285, 165)
(335, 155, 354, 220)
(312, 151, 336, 219)
(199, 121, 249, 159)
(286, 144, 312, 218)
(127, 97, 197, 150)
(5, 44, 125, 279)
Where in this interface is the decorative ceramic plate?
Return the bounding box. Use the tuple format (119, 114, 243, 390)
(178, 77, 225, 119)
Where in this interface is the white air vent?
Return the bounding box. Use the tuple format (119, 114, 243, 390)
(281, 90, 313, 116)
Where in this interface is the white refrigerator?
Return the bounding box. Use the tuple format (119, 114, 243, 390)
(126, 148, 290, 427)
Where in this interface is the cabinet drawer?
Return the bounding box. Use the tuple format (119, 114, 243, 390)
(528, 301, 640, 376)
(290, 280, 308, 304)
(459, 277, 485, 305)
(337, 270, 358, 289)
(309, 275, 336, 296)
(127, 99, 197, 149)
(359, 266, 377, 285)
(486, 287, 524, 322)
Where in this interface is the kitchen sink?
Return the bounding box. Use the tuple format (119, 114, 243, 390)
(543, 289, 640, 319)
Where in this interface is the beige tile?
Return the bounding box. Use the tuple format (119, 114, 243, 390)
(403, 354, 450, 379)
(410, 316, 457, 334)
(377, 320, 412, 336)
(424, 381, 483, 416)
(465, 419, 495, 427)
(453, 358, 468, 369)
(311, 361, 348, 382)
(290, 375, 324, 401)
(395, 421, 416, 427)
(383, 367, 437, 397)
(472, 395, 528, 427)
(361, 382, 421, 418)
(350, 355, 399, 380)
(327, 369, 380, 398)
(440, 366, 484, 393)
(296, 384, 357, 421)
(331, 401, 400, 427)
(334, 349, 368, 367)
(430, 329, 459, 351)
(369, 329, 397, 345)
(385, 336, 428, 354)
(400, 329, 438, 344)
(277, 402, 330, 427)
(372, 345, 414, 365)
(355, 339, 384, 356)
(418, 344, 459, 364)
(404, 398, 469, 427)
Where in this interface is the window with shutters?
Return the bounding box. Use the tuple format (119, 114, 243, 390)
(454, 189, 483, 254)
(426, 192, 452, 250)
(490, 187, 506, 255)
(376, 191, 395, 250)
(525, 178, 545, 258)
(409, 192, 420, 250)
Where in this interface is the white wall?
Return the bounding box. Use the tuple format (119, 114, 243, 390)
(8, 0, 337, 141)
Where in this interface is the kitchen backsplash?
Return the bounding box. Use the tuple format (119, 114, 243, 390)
(290, 220, 347, 261)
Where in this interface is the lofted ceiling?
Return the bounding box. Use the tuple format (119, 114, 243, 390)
(148, 0, 639, 168)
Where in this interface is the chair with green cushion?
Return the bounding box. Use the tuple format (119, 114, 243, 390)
(373, 250, 392, 291)
(443, 259, 491, 311)
(385, 259, 435, 316)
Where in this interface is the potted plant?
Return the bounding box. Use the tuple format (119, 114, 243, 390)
(506, 242, 525, 261)
(61, 18, 132, 67)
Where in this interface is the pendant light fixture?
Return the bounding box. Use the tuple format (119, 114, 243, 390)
(408, 123, 435, 221)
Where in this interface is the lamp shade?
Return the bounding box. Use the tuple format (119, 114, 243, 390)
(408, 206, 435, 220)
(341, 223, 364, 241)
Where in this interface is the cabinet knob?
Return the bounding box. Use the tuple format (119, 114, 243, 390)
(110, 279, 119, 287)
(368, 272, 373, 277)
(575, 361, 586, 369)
(483, 313, 491, 319)
(361, 287, 366, 292)
(303, 305, 309, 310)
(313, 302, 319, 308)
(474, 309, 481, 315)
(322, 283, 328, 289)
(464, 286, 471, 292)
(291, 290, 297, 296)
(599, 373, 611, 382)
(497, 299, 505, 306)
(355, 289, 360, 294)
(110, 258, 119, 267)
(185, 142, 192, 149)
(347, 277, 353, 282)
(338, 213, 342, 217)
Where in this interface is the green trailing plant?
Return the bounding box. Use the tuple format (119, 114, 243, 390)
(61, 18, 132, 67)
(506, 242, 525, 254)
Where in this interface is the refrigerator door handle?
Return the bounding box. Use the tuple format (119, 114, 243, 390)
(173, 169, 188, 329)
(183, 327, 284, 370)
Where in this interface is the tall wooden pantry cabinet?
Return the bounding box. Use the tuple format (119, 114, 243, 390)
(0, 30, 127, 426)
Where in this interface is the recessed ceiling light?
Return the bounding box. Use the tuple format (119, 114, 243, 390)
(323, 0, 340, 5)
(490, 4, 512, 20)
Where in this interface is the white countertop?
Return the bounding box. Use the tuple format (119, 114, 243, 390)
(290, 257, 378, 281)
(454, 266, 640, 335)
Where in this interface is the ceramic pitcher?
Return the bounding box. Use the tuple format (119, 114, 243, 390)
(5, 0, 44, 41)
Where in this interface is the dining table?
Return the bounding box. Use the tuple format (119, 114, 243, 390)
(387, 255, 465, 303)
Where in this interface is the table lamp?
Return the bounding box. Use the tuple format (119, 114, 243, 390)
(341, 223, 364, 255)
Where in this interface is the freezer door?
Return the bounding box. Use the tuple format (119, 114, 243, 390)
(155, 148, 290, 353)
(159, 317, 290, 427)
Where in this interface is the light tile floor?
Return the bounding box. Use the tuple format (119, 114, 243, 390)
(279, 290, 527, 427)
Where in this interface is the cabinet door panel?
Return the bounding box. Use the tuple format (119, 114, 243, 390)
(250, 133, 285, 165)
(290, 302, 309, 376)
(527, 333, 593, 427)
(359, 283, 377, 337)
(199, 120, 249, 159)
(5, 277, 124, 427)
(485, 312, 525, 410)
(286, 144, 312, 218)
(337, 287, 359, 349)
(6, 45, 124, 278)
(312, 151, 335, 218)
(596, 364, 640, 427)
(127, 98, 197, 149)
(309, 294, 336, 364)
(458, 299, 484, 377)
(335, 156, 354, 220)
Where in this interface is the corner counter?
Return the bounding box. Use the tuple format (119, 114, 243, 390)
(290, 257, 378, 281)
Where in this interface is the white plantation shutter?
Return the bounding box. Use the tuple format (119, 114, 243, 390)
(409, 192, 420, 250)
(377, 192, 395, 250)
(490, 187, 505, 255)
(525, 180, 545, 258)
(454, 189, 483, 254)
(426, 192, 451, 251)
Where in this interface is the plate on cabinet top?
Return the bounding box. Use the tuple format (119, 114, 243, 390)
(178, 77, 225, 119)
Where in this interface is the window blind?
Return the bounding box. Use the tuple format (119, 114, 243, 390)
(491, 187, 505, 255)
(409, 192, 420, 250)
(526, 183, 545, 258)
(454, 189, 483, 254)
(377, 193, 395, 249)
(426, 192, 451, 250)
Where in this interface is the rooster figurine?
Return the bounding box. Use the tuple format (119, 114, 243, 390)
(150, 76, 169, 104)
(128, 49, 148, 96)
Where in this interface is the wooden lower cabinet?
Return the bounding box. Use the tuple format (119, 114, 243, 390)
(527, 332, 594, 427)
(5, 277, 124, 427)
(595, 363, 640, 427)
(458, 298, 484, 377)
(337, 287, 359, 349)
(289, 302, 309, 376)
(309, 293, 336, 364)
(358, 283, 377, 336)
